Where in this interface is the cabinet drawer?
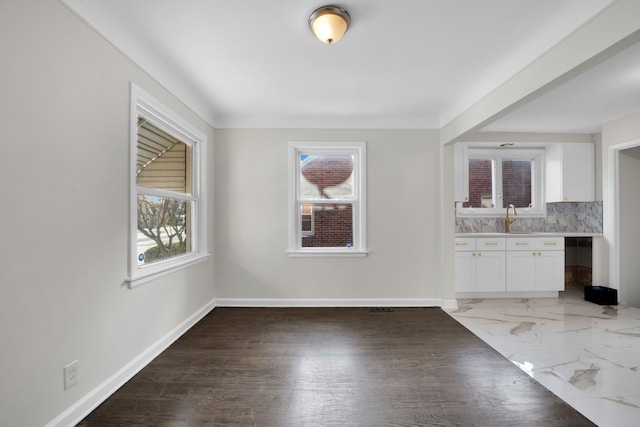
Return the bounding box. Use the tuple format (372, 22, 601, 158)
(507, 236, 564, 251)
(476, 238, 505, 251)
(455, 238, 475, 251)
(507, 238, 535, 251)
(534, 237, 564, 251)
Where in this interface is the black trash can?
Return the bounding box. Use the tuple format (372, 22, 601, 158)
(584, 285, 618, 305)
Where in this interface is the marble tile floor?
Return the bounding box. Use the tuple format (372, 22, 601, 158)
(447, 285, 640, 427)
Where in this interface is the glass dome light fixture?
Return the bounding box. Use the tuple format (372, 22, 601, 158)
(308, 5, 351, 44)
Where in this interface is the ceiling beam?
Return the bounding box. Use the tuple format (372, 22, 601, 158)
(440, 0, 640, 145)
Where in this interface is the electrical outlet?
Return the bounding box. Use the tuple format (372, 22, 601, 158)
(63, 360, 78, 390)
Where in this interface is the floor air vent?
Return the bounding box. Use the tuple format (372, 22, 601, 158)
(369, 307, 394, 312)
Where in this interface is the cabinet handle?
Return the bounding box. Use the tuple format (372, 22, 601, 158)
(484, 242, 498, 246)
(472, 252, 476, 256)
(544, 242, 558, 246)
(538, 252, 542, 256)
(456, 242, 469, 246)
(478, 252, 482, 256)
(515, 242, 528, 246)
(532, 252, 536, 256)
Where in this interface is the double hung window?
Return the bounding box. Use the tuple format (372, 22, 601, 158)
(288, 142, 366, 256)
(128, 85, 207, 286)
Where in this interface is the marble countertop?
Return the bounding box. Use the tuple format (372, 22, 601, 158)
(455, 232, 603, 237)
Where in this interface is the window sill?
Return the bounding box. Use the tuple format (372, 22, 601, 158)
(288, 250, 368, 257)
(127, 253, 210, 288)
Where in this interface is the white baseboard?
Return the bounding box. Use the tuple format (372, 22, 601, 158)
(215, 297, 448, 308)
(455, 291, 559, 299)
(46, 298, 216, 427)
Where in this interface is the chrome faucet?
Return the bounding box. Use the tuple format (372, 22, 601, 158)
(505, 204, 517, 233)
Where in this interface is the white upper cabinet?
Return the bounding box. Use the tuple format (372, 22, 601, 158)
(545, 143, 595, 202)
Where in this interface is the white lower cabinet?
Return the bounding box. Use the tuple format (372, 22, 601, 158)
(455, 237, 505, 292)
(506, 237, 565, 291)
(455, 236, 564, 294)
(505, 250, 536, 291)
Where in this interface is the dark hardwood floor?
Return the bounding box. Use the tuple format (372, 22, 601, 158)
(78, 307, 594, 426)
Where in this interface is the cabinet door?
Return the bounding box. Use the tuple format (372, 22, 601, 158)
(536, 251, 565, 291)
(545, 143, 594, 202)
(506, 251, 536, 291)
(455, 251, 475, 292)
(562, 143, 594, 202)
(475, 251, 505, 292)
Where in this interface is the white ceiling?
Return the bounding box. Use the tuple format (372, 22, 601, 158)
(482, 36, 640, 134)
(61, 0, 640, 133)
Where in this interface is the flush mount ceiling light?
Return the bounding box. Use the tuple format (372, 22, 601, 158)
(308, 5, 351, 44)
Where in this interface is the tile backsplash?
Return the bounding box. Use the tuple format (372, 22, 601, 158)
(455, 201, 603, 234)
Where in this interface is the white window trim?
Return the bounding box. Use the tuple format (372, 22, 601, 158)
(457, 147, 546, 218)
(127, 84, 208, 287)
(288, 141, 367, 257)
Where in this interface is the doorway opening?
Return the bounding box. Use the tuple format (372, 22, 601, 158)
(612, 140, 640, 308)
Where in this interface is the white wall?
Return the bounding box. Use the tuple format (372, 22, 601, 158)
(619, 146, 640, 306)
(214, 129, 447, 304)
(0, 1, 215, 425)
(439, 143, 457, 303)
(601, 112, 640, 297)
